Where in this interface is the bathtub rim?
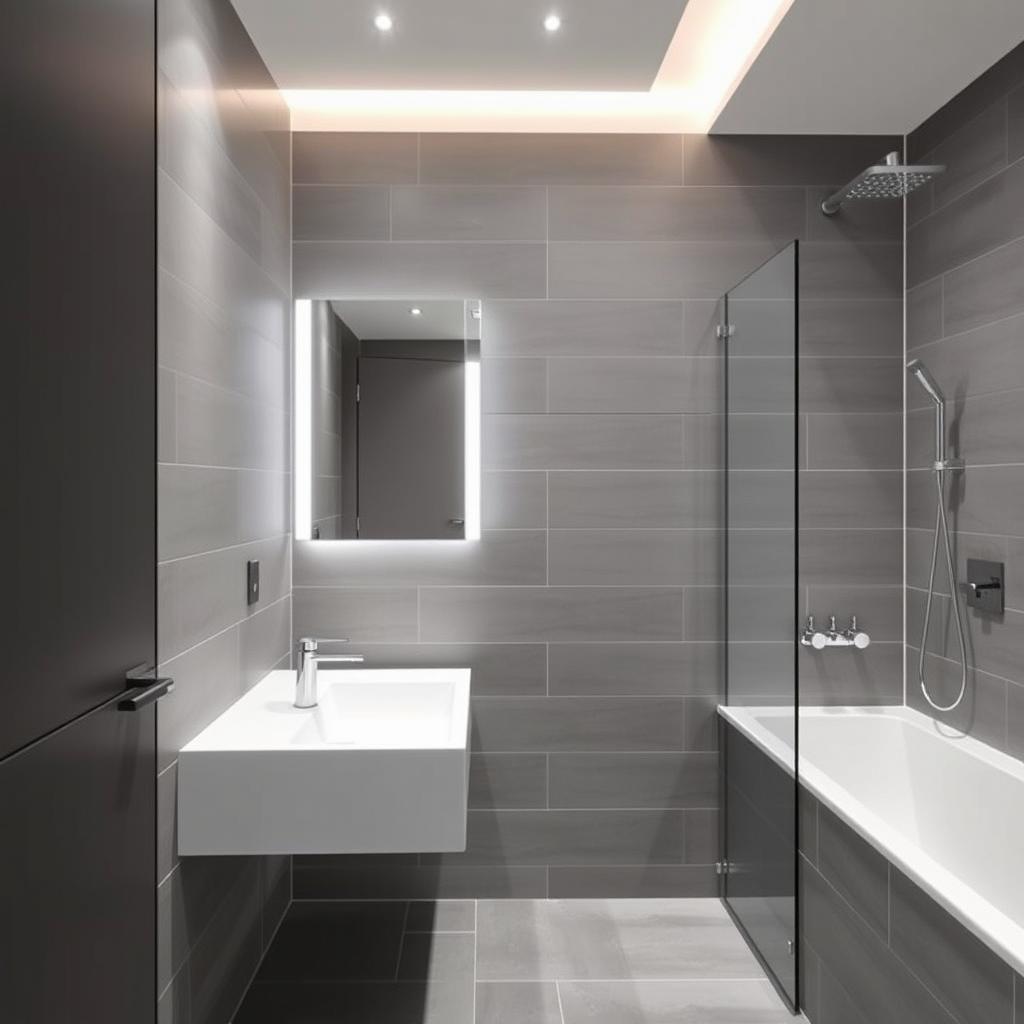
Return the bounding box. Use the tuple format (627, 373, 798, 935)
(719, 702, 1024, 978)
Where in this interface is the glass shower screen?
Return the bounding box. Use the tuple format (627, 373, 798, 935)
(720, 241, 799, 1010)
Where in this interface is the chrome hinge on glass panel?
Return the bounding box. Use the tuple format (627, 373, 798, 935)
(716, 324, 735, 341)
(715, 860, 732, 876)
(356, 383, 361, 402)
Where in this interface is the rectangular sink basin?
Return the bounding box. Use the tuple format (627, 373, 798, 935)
(177, 668, 470, 856)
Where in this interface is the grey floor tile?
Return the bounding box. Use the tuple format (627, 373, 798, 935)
(558, 979, 796, 1023)
(397, 932, 475, 982)
(254, 901, 408, 982)
(476, 899, 762, 981)
(476, 981, 562, 1024)
(406, 900, 477, 933)
(235, 980, 474, 1024)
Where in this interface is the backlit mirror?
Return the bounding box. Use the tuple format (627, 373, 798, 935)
(294, 298, 481, 541)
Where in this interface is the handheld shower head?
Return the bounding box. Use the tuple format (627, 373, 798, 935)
(907, 358, 956, 469)
(906, 358, 944, 408)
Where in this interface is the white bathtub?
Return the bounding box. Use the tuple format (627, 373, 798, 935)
(718, 704, 1024, 976)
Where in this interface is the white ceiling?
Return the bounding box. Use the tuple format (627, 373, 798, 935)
(230, 0, 689, 91)
(331, 300, 467, 341)
(713, 0, 1024, 135)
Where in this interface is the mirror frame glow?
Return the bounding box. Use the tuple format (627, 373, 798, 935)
(293, 298, 481, 542)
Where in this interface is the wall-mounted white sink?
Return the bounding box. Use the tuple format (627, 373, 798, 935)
(177, 668, 470, 856)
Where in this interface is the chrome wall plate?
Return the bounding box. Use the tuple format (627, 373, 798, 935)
(964, 558, 1004, 615)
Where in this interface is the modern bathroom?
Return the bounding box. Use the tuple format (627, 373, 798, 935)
(6, 1, 1024, 1022)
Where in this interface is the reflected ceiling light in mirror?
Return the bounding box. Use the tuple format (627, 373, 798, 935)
(294, 299, 313, 542)
(543, 13, 562, 32)
(373, 12, 393, 31)
(408, 307, 423, 316)
(285, 0, 795, 133)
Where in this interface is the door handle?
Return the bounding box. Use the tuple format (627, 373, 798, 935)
(119, 664, 175, 711)
(448, 518, 465, 527)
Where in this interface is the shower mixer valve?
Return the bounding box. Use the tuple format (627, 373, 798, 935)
(801, 615, 871, 650)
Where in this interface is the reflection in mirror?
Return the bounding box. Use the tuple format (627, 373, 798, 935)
(294, 298, 481, 542)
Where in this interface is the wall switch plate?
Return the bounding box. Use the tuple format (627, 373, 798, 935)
(964, 558, 1003, 615)
(246, 560, 260, 606)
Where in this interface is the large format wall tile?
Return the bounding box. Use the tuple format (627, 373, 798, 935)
(291, 130, 904, 900)
(158, 9, 292, 1016)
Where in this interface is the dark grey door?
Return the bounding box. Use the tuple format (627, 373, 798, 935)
(357, 356, 465, 539)
(2, 0, 157, 1020)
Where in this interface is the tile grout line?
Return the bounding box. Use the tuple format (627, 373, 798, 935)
(393, 901, 411, 981)
(555, 978, 567, 1024)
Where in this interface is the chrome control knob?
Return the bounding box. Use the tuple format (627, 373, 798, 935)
(852, 631, 870, 650)
(810, 632, 828, 651)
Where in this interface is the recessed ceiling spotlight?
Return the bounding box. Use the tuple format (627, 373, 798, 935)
(409, 307, 423, 316)
(543, 13, 561, 32)
(374, 12, 393, 31)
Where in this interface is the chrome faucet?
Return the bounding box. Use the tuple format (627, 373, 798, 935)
(295, 637, 364, 709)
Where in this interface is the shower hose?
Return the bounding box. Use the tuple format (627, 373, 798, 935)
(917, 467, 969, 712)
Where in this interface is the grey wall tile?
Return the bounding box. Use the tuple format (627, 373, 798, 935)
(907, 277, 945, 350)
(392, 186, 547, 241)
(158, 465, 287, 561)
(925, 98, 1009, 212)
(549, 471, 719, 529)
(482, 471, 548, 529)
(292, 862, 549, 900)
(549, 752, 717, 809)
(421, 587, 684, 642)
(890, 868, 1014, 1024)
(429, 809, 686, 866)
(292, 184, 390, 240)
(294, 240, 547, 298)
(943, 233, 1024, 335)
(292, 530, 547, 587)
(817, 807, 889, 941)
(420, 134, 684, 185)
(548, 642, 720, 696)
(909, 388, 1024, 468)
(806, 586, 904, 642)
(805, 188, 902, 242)
(470, 753, 548, 809)
(683, 134, 902, 187)
(292, 132, 418, 184)
(547, 865, 716, 898)
(159, 533, 290, 661)
(471, 696, 684, 752)
(805, 413, 903, 470)
(799, 530, 902, 585)
(548, 186, 804, 241)
(800, 243, 902, 300)
(802, 863, 955, 1024)
(305, 641, 547, 697)
(1011, 85, 1024, 162)
(482, 300, 685, 358)
(548, 529, 719, 586)
(484, 414, 685, 471)
(800, 471, 903, 529)
(292, 587, 419, 643)
(158, 369, 177, 463)
(548, 241, 778, 299)
(548, 357, 719, 413)
(483, 358, 547, 413)
(799, 358, 902, 413)
(909, 158, 1024, 286)
(799, 299, 903, 358)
